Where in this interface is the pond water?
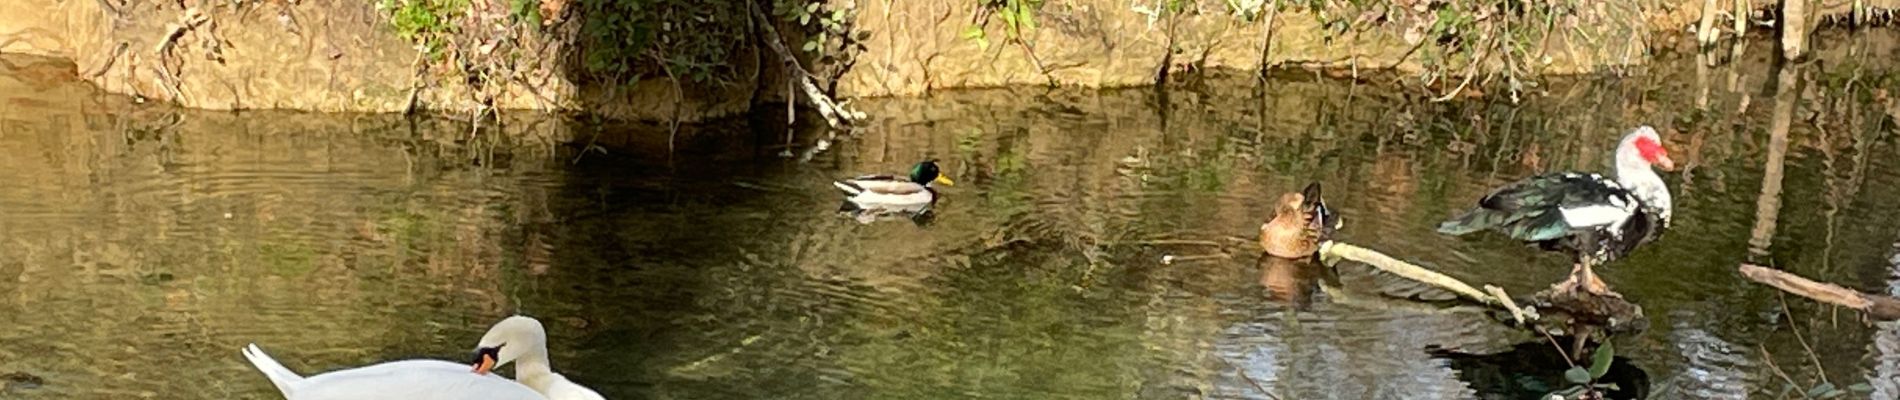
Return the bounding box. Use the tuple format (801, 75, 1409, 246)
(3, 33, 1900, 400)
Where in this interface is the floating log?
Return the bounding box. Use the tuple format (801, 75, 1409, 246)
(1738, 264, 1900, 320)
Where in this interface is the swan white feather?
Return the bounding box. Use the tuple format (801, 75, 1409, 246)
(241, 344, 548, 400)
(243, 315, 604, 400)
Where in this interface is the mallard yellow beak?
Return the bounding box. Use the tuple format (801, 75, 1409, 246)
(933, 175, 955, 186)
(472, 353, 496, 375)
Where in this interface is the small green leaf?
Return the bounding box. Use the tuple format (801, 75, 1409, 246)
(799, 13, 810, 25)
(832, 9, 846, 22)
(960, 25, 985, 40)
(855, 30, 872, 41)
(1849, 383, 1875, 393)
(1807, 382, 1837, 398)
(806, 2, 820, 12)
(1563, 367, 1590, 384)
(1018, 5, 1037, 31)
(802, 40, 819, 52)
(1588, 342, 1615, 379)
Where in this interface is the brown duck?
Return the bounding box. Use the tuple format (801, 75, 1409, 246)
(1259, 182, 1341, 259)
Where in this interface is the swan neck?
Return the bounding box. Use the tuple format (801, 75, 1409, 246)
(515, 357, 554, 378)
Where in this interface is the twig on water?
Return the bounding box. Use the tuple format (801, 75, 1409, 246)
(1212, 356, 1283, 400)
(1160, 253, 1229, 265)
(1759, 345, 1817, 400)
(1111, 239, 1226, 247)
(1540, 330, 1577, 368)
(1776, 292, 1830, 384)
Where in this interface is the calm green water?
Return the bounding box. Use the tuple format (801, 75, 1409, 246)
(2, 34, 1899, 400)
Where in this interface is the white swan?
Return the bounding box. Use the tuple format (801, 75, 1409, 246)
(243, 315, 604, 400)
(241, 344, 546, 400)
(472, 316, 606, 400)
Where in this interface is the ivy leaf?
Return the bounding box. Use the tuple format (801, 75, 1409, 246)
(855, 30, 872, 41)
(1588, 341, 1615, 379)
(799, 13, 810, 25)
(803, 40, 819, 52)
(806, 2, 820, 13)
(1563, 367, 1590, 384)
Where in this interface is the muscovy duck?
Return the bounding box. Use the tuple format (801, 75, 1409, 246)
(1260, 182, 1342, 259)
(1436, 126, 1675, 297)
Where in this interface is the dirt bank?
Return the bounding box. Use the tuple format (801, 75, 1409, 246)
(1, 0, 1894, 122)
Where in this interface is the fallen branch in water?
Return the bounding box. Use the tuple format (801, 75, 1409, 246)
(1311, 241, 1670, 340)
(1739, 263, 1900, 320)
(1321, 242, 1512, 308)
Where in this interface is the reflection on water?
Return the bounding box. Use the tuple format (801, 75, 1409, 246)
(3, 31, 1900, 399)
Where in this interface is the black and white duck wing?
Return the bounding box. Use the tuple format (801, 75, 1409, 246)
(1438, 173, 1637, 242)
(1298, 182, 1342, 236)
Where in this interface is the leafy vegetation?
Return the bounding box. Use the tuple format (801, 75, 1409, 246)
(774, 0, 871, 91)
(575, 0, 747, 85)
(964, 0, 1044, 50)
(1546, 341, 1618, 399)
(378, 0, 470, 59)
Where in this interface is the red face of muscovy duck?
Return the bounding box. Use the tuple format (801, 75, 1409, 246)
(1630, 131, 1675, 171)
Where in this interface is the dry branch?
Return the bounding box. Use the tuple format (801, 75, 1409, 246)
(1739, 263, 1900, 320)
(748, 3, 860, 129)
(1319, 241, 1531, 324)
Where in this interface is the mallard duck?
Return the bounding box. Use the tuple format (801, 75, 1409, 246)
(833, 159, 955, 221)
(1259, 182, 1340, 259)
(1437, 126, 1674, 297)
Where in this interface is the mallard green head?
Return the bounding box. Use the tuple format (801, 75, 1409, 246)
(910, 160, 955, 186)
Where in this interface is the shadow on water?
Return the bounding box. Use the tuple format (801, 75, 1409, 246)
(2, 29, 1900, 400)
(1432, 342, 1651, 400)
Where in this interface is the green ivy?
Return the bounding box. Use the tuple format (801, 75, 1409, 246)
(378, 0, 469, 59)
(964, 0, 1044, 50)
(775, 0, 870, 74)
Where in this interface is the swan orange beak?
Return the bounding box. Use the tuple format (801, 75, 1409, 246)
(472, 352, 496, 375)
